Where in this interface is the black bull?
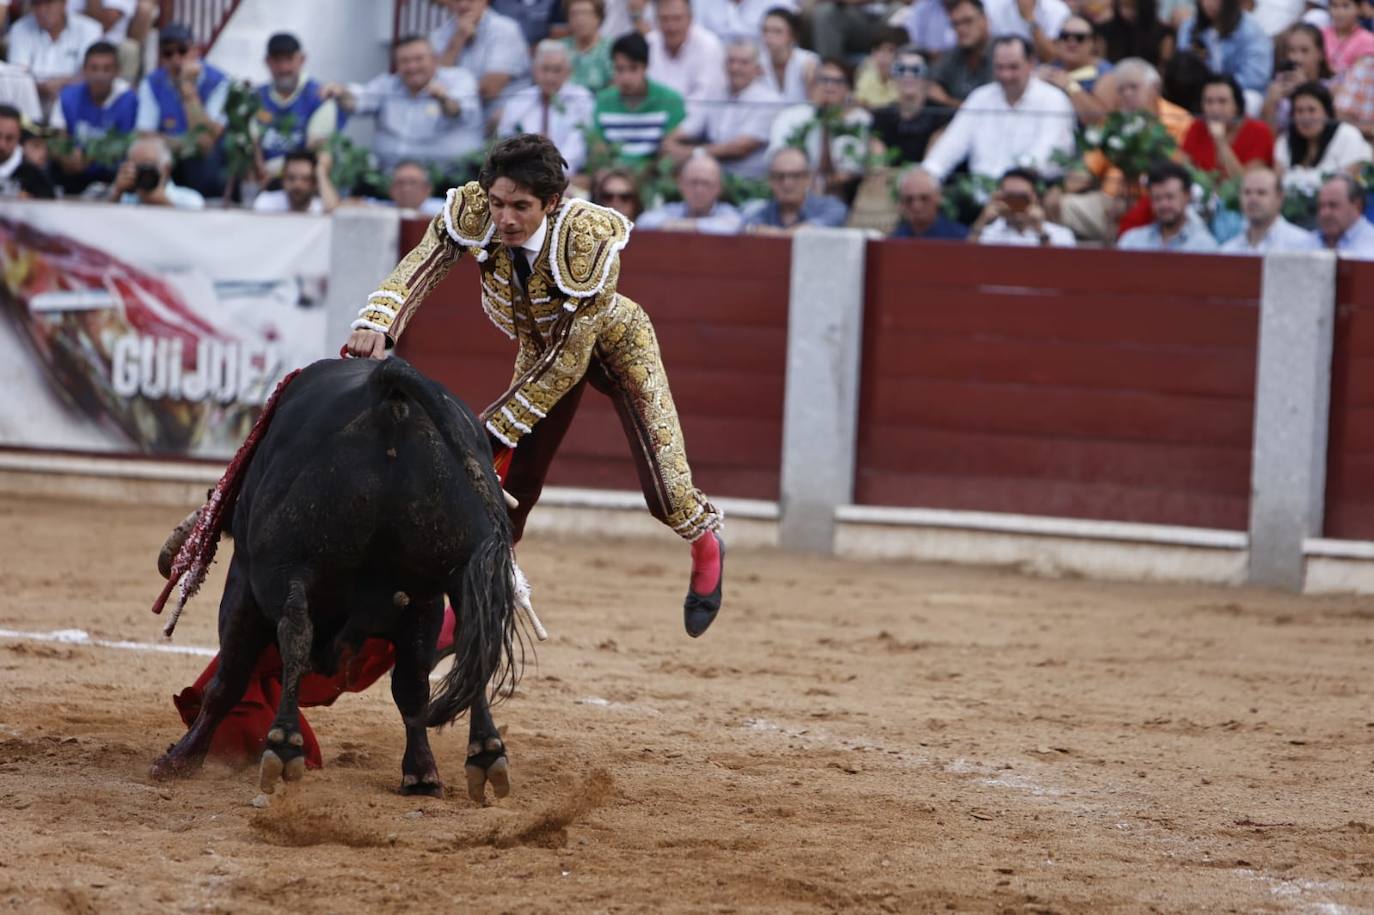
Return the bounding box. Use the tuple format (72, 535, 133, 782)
(150, 357, 521, 800)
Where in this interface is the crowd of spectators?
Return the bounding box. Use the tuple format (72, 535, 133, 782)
(0, 0, 1372, 254)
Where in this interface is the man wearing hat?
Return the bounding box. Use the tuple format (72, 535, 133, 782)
(253, 32, 344, 178)
(135, 22, 229, 198)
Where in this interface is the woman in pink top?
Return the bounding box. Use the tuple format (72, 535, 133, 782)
(1322, 0, 1374, 74)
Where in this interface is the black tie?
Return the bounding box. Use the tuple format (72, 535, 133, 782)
(509, 247, 532, 291)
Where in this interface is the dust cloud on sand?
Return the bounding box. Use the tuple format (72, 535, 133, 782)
(1, 493, 1372, 913)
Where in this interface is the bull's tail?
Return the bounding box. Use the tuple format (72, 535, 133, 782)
(427, 527, 519, 726)
(366, 358, 521, 726)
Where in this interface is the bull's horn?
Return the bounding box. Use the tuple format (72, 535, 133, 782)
(502, 488, 519, 510)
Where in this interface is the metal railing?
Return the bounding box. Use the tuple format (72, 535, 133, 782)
(156, 0, 243, 50)
(393, 0, 448, 46)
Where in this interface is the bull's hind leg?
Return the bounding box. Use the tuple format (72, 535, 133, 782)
(392, 595, 445, 797)
(259, 579, 313, 793)
(152, 555, 272, 778)
(465, 694, 509, 804)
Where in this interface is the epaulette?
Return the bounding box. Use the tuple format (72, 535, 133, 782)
(442, 181, 495, 260)
(548, 198, 632, 300)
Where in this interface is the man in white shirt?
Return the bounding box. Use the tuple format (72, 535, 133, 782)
(68, 0, 153, 79)
(1222, 167, 1317, 254)
(430, 0, 531, 111)
(663, 36, 781, 179)
(637, 152, 743, 233)
(766, 59, 872, 199)
(1314, 174, 1374, 259)
(921, 36, 1075, 183)
(693, 0, 794, 42)
(969, 167, 1075, 245)
(647, 0, 727, 119)
(251, 149, 339, 215)
(496, 40, 594, 174)
(8, 0, 102, 112)
(982, 0, 1071, 60)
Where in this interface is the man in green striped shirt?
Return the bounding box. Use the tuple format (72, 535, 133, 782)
(592, 32, 686, 163)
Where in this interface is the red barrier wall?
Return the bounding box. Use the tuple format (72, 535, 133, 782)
(1325, 261, 1374, 539)
(395, 220, 790, 501)
(855, 241, 1262, 530)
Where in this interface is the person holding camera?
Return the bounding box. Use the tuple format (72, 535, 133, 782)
(107, 134, 205, 209)
(968, 167, 1076, 246)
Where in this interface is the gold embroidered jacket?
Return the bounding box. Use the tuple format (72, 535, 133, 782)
(353, 181, 633, 449)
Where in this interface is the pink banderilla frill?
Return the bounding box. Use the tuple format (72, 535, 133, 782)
(150, 368, 303, 638)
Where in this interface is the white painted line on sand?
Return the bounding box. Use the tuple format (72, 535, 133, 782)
(0, 627, 216, 657)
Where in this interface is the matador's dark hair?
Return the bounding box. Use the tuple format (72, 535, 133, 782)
(478, 134, 569, 204)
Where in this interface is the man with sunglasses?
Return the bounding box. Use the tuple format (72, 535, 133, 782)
(871, 49, 951, 165)
(135, 22, 229, 198)
(1038, 15, 1110, 120)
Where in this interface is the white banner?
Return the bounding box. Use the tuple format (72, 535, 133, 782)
(0, 200, 332, 458)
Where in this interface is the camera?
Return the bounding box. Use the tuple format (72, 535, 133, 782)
(134, 164, 161, 192)
(1003, 192, 1031, 213)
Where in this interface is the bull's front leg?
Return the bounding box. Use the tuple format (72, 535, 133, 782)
(391, 595, 445, 797)
(259, 579, 313, 794)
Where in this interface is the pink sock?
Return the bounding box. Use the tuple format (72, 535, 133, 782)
(690, 532, 721, 594)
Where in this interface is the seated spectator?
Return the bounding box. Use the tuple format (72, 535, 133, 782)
(430, 0, 531, 110)
(743, 146, 848, 232)
(922, 36, 1076, 182)
(0, 104, 54, 198)
(8, 0, 102, 113)
(1221, 165, 1318, 252)
(49, 41, 134, 194)
(1334, 45, 1374, 135)
(251, 149, 338, 215)
(491, 0, 567, 44)
(870, 49, 951, 165)
(984, 0, 1073, 60)
(1262, 23, 1331, 131)
(563, 0, 614, 93)
(0, 62, 42, 123)
(382, 160, 446, 216)
(767, 59, 872, 202)
(136, 23, 229, 199)
(592, 166, 645, 218)
(638, 152, 743, 232)
(601, 0, 656, 37)
(663, 36, 779, 179)
(1182, 72, 1273, 178)
(891, 166, 968, 238)
(1276, 81, 1371, 192)
(1314, 172, 1374, 256)
(695, 0, 790, 42)
(497, 40, 594, 174)
(1177, 0, 1273, 100)
(853, 27, 908, 109)
(1098, 0, 1172, 65)
(71, 0, 156, 81)
(648, 0, 727, 120)
(969, 167, 1077, 245)
(107, 134, 204, 208)
(1321, 0, 1374, 74)
(929, 0, 995, 108)
(1042, 16, 1112, 98)
(591, 33, 687, 162)
(810, 0, 887, 61)
(903, 0, 956, 58)
(758, 7, 817, 104)
(329, 36, 484, 178)
(254, 33, 343, 178)
(1118, 162, 1218, 250)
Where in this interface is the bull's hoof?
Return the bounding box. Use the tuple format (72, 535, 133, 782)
(400, 771, 444, 798)
(259, 728, 307, 794)
(150, 748, 201, 780)
(464, 737, 510, 805)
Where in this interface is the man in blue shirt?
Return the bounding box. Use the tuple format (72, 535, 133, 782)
(50, 40, 136, 194)
(254, 33, 343, 178)
(1118, 162, 1218, 253)
(890, 166, 968, 239)
(135, 22, 229, 198)
(743, 147, 848, 233)
(1314, 174, 1374, 259)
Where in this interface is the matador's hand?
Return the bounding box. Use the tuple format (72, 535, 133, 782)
(343, 329, 388, 359)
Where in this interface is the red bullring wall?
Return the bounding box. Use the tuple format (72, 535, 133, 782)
(855, 241, 1263, 530)
(395, 220, 791, 501)
(1325, 260, 1374, 540)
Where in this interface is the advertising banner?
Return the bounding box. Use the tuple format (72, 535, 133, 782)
(0, 201, 332, 458)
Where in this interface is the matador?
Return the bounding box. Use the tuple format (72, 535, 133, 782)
(345, 134, 726, 636)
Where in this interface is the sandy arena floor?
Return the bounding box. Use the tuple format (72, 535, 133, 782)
(0, 492, 1372, 914)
